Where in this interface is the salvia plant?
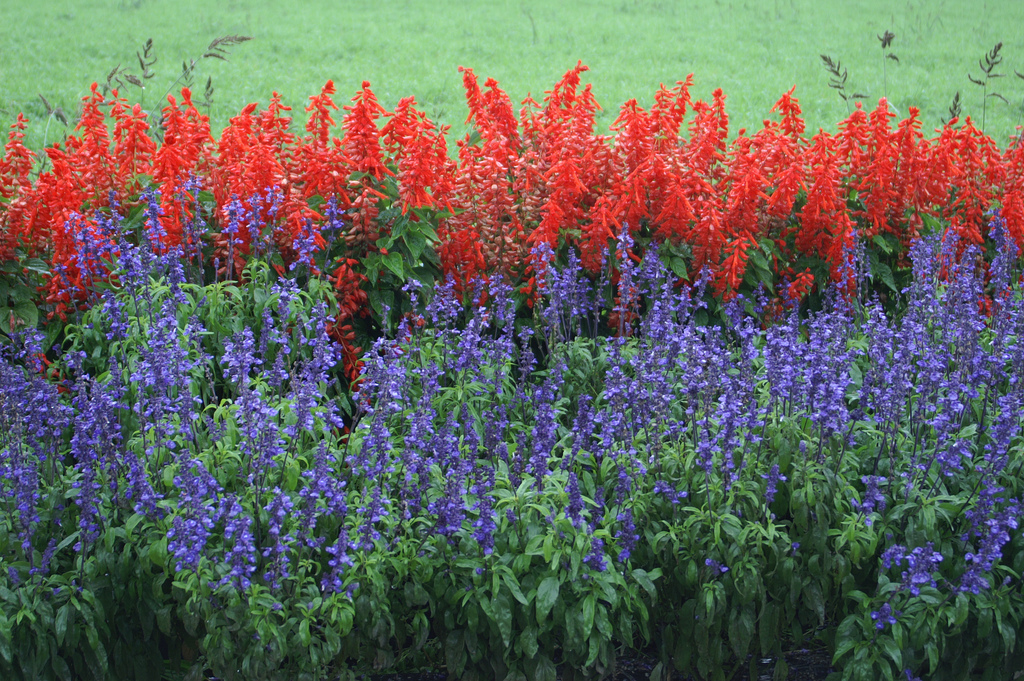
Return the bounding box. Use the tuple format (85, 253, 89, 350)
(4, 56, 1024, 363)
(0, 203, 1022, 680)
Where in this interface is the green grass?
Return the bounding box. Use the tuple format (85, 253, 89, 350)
(3, 0, 1024, 153)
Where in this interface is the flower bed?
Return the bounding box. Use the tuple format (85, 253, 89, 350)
(2, 213, 1024, 680)
(3, 65, 1024, 344)
(2, 67, 1024, 681)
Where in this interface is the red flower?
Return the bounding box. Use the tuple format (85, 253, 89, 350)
(342, 81, 392, 180)
(152, 88, 215, 247)
(0, 114, 37, 260)
(798, 130, 855, 280)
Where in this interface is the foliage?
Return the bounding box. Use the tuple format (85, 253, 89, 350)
(4, 65, 1024, 360)
(1, 217, 1023, 679)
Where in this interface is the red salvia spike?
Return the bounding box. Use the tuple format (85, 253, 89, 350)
(0, 114, 37, 261)
(835, 102, 869, 178)
(305, 80, 338, 148)
(1000, 131, 1024, 250)
(941, 116, 1003, 247)
(719, 135, 769, 293)
(296, 82, 351, 204)
(888, 106, 930, 249)
(459, 66, 484, 127)
(580, 194, 621, 273)
(769, 86, 806, 138)
(717, 235, 755, 298)
(0, 114, 36, 199)
(798, 130, 856, 280)
(153, 90, 215, 246)
(652, 174, 697, 244)
(481, 77, 520, 153)
(341, 81, 392, 181)
(855, 98, 899, 240)
(650, 75, 694, 150)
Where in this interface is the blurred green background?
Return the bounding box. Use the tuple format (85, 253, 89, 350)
(2, 0, 1024, 151)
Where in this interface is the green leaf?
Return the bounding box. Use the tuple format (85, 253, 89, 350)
(748, 248, 770, 271)
(502, 572, 529, 606)
(0, 306, 28, 333)
(406, 232, 426, 260)
(536, 576, 559, 626)
(1000, 620, 1016, 654)
(580, 594, 596, 639)
(50, 654, 72, 681)
(156, 606, 172, 635)
(879, 635, 902, 668)
(382, 251, 405, 280)
(759, 603, 780, 656)
(803, 581, 825, 624)
(445, 631, 466, 678)
(493, 590, 513, 648)
(148, 539, 167, 567)
(925, 642, 938, 673)
(55, 606, 69, 646)
(631, 568, 657, 599)
(832, 638, 857, 665)
(363, 254, 382, 285)
(519, 626, 538, 658)
(404, 581, 430, 607)
(586, 632, 602, 667)
(368, 289, 384, 317)
(284, 460, 300, 491)
(23, 258, 50, 274)
(873, 262, 898, 293)
(872, 234, 894, 255)
(125, 513, 146, 535)
(526, 654, 557, 681)
(728, 607, 755, 660)
(594, 604, 612, 639)
(772, 658, 789, 681)
(669, 257, 689, 279)
(952, 592, 969, 627)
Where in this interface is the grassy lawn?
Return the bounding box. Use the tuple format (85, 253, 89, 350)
(2, 0, 1024, 151)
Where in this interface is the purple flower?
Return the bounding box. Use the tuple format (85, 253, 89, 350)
(705, 558, 730, 575)
(852, 475, 887, 525)
(959, 496, 1021, 594)
(70, 375, 127, 551)
(1, 331, 72, 556)
(471, 463, 497, 555)
(290, 218, 320, 271)
(213, 496, 257, 591)
(222, 327, 262, 390)
(883, 543, 944, 596)
(761, 464, 787, 505)
(261, 487, 296, 589)
(615, 508, 639, 562)
(29, 539, 58, 578)
(529, 356, 565, 490)
(584, 537, 608, 572)
(870, 602, 900, 630)
(566, 472, 586, 528)
(652, 480, 688, 505)
(565, 395, 595, 471)
(236, 388, 285, 487)
(321, 526, 354, 596)
(357, 487, 390, 550)
(298, 441, 348, 549)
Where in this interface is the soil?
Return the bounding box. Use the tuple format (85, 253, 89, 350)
(360, 646, 835, 681)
